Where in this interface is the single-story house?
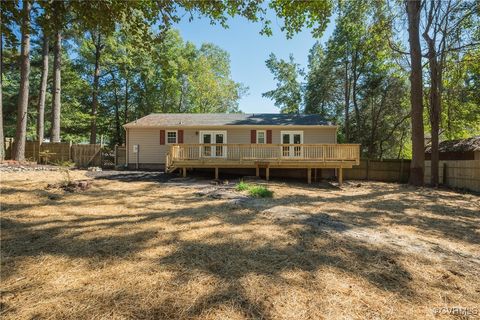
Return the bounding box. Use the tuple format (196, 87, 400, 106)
(123, 113, 360, 183)
(425, 136, 480, 160)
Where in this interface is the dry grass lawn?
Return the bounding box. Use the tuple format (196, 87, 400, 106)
(1, 170, 479, 319)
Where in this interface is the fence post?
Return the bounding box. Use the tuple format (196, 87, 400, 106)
(443, 162, 448, 186)
(366, 158, 370, 180)
(100, 135, 104, 168)
(114, 145, 118, 167)
(37, 141, 41, 161)
(69, 141, 72, 161)
(399, 159, 404, 183)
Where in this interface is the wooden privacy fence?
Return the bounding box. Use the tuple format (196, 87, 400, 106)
(115, 145, 126, 167)
(71, 144, 101, 167)
(425, 160, 480, 192)
(4, 139, 102, 167)
(344, 158, 411, 182)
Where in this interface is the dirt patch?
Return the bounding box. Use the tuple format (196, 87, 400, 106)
(261, 205, 307, 219)
(1, 170, 479, 320)
(261, 206, 348, 232)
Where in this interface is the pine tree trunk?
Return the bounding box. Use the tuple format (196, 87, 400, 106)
(50, 30, 62, 143)
(90, 33, 102, 145)
(124, 77, 129, 124)
(112, 75, 122, 145)
(0, 12, 4, 161)
(37, 34, 49, 143)
(430, 79, 441, 188)
(13, 0, 31, 161)
(344, 61, 350, 142)
(425, 40, 441, 187)
(406, 0, 425, 186)
(352, 50, 361, 139)
(115, 98, 122, 146)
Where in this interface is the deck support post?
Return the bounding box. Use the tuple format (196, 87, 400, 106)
(255, 165, 259, 177)
(215, 167, 219, 180)
(338, 167, 343, 186)
(182, 167, 187, 178)
(307, 168, 312, 184)
(266, 167, 270, 181)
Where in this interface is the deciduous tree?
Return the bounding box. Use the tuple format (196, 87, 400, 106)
(405, 0, 425, 186)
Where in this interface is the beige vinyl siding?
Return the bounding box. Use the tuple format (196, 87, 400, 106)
(128, 129, 163, 164)
(127, 126, 337, 165)
(270, 128, 336, 144)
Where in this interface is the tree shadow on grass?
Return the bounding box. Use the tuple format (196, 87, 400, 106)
(7, 179, 472, 318)
(154, 229, 413, 319)
(266, 188, 480, 245)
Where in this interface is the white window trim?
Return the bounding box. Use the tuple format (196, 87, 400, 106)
(256, 130, 266, 144)
(166, 130, 178, 144)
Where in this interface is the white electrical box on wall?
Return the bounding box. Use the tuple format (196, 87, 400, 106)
(133, 144, 139, 153)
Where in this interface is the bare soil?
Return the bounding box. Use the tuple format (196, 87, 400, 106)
(1, 170, 479, 319)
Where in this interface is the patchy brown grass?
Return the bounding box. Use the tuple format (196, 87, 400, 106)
(1, 170, 479, 320)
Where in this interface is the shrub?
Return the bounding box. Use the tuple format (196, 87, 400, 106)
(235, 181, 273, 198)
(248, 185, 273, 198)
(235, 181, 250, 191)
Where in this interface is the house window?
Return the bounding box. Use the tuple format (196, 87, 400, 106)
(257, 130, 266, 144)
(166, 131, 177, 144)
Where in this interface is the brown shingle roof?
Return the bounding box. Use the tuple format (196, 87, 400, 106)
(124, 113, 333, 128)
(425, 136, 480, 153)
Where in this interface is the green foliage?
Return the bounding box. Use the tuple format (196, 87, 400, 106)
(268, 0, 333, 38)
(262, 54, 303, 114)
(2, 26, 246, 145)
(248, 185, 273, 198)
(3, 0, 479, 162)
(235, 181, 273, 198)
(235, 181, 250, 191)
(440, 48, 480, 140)
(302, 0, 411, 158)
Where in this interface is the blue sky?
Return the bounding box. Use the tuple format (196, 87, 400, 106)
(175, 13, 334, 113)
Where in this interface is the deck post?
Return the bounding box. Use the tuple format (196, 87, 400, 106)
(266, 167, 270, 181)
(338, 167, 343, 186)
(255, 165, 259, 177)
(307, 168, 312, 184)
(182, 167, 187, 178)
(215, 167, 219, 180)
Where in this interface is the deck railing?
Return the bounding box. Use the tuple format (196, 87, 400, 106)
(168, 144, 360, 165)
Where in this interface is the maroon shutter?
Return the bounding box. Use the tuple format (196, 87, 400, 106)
(251, 130, 256, 143)
(178, 130, 184, 143)
(160, 130, 165, 145)
(266, 130, 272, 144)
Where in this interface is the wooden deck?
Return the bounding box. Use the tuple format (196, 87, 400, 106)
(166, 143, 360, 184)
